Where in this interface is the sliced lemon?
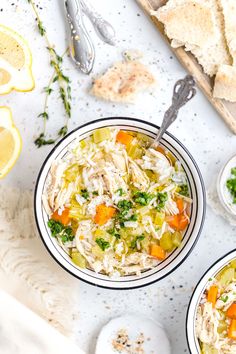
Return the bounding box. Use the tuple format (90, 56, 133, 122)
(0, 25, 34, 95)
(0, 107, 22, 178)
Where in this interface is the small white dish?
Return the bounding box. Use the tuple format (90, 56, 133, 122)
(217, 155, 236, 216)
(95, 314, 171, 354)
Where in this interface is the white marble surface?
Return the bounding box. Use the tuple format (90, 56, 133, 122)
(1, 1, 236, 353)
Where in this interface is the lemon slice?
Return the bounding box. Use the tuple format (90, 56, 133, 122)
(0, 25, 34, 95)
(0, 107, 22, 178)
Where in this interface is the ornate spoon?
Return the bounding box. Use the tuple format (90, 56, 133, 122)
(80, 0, 116, 46)
(153, 75, 196, 146)
(65, 0, 95, 74)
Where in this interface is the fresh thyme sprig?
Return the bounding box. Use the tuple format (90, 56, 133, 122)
(27, 0, 72, 147)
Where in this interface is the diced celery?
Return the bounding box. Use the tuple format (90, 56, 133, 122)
(172, 231, 182, 247)
(218, 267, 235, 286)
(127, 142, 143, 159)
(154, 212, 165, 227)
(64, 164, 79, 182)
(217, 320, 227, 334)
(141, 237, 151, 252)
(230, 259, 236, 268)
(93, 128, 111, 143)
(91, 245, 104, 259)
(71, 251, 86, 268)
(201, 343, 218, 354)
(145, 170, 156, 181)
(166, 151, 177, 165)
(93, 229, 111, 242)
(80, 139, 86, 149)
(160, 232, 174, 252)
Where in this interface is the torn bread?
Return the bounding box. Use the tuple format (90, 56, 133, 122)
(218, 0, 236, 65)
(213, 65, 236, 102)
(154, 0, 231, 76)
(189, 0, 231, 76)
(153, 0, 217, 47)
(90, 61, 155, 103)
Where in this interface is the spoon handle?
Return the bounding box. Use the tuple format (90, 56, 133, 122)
(153, 75, 196, 146)
(65, 0, 95, 74)
(80, 0, 116, 46)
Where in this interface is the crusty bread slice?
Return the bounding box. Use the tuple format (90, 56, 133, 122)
(90, 61, 155, 103)
(218, 0, 236, 65)
(153, 0, 217, 47)
(190, 0, 231, 76)
(213, 65, 236, 102)
(154, 0, 231, 76)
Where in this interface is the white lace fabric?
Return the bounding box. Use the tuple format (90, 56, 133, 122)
(0, 185, 80, 336)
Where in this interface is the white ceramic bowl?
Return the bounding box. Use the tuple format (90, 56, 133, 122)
(186, 249, 236, 353)
(34, 117, 206, 289)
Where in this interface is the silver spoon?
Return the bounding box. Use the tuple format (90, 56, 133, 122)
(65, 0, 95, 74)
(80, 0, 116, 46)
(153, 75, 196, 146)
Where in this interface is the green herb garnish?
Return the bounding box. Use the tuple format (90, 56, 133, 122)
(81, 189, 89, 200)
(47, 219, 74, 244)
(96, 238, 110, 251)
(131, 235, 145, 249)
(107, 228, 120, 239)
(27, 0, 72, 147)
(92, 191, 99, 196)
(178, 184, 189, 197)
(156, 192, 168, 211)
(227, 167, 236, 204)
(220, 295, 229, 303)
(116, 200, 133, 227)
(116, 188, 124, 196)
(133, 192, 154, 206)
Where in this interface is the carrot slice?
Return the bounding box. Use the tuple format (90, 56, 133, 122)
(150, 244, 166, 261)
(176, 198, 185, 213)
(207, 285, 218, 307)
(156, 146, 165, 155)
(94, 204, 116, 225)
(227, 303, 236, 319)
(116, 131, 133, 146)
(178, 213, 189, 231)
(166, 213, 189, 231)
(228, 319, 236, 340)
(52, 207, 70, 225)
(165, 215, 179, 230)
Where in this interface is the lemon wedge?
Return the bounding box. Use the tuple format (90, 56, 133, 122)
(0, 25, 34, 95)
(0, 107, 22, 178)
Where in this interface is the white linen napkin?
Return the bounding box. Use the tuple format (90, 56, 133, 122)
(0, 185, 82, 346)
(0, 290, 84, 354)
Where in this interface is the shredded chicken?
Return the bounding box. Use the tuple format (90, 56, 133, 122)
(43, 128, 191, 278)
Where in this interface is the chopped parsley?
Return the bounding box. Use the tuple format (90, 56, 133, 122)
(47, 219, 74, 244)
(117, 200, 133, 210)
(226, 167, 236, 204)
(92, 191, 99, 196)
(81, 189, 89, 200)
(116, 199, 133, 227)
(133, 192, 154, 206)
(131, 235, 145, 249)
(96, 238, 110, 251)
(156, 192, 168, 211)
(178, 184, 189, 197)
(219, 295, 229, 303)
(107, 228, 121, 239)
(116, 188, 125, 196)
